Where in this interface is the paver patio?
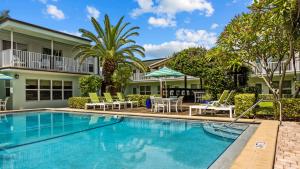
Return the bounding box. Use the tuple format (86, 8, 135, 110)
(275, 122, 300, 169)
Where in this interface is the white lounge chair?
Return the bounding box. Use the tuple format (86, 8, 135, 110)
(0, 97, 9, 110)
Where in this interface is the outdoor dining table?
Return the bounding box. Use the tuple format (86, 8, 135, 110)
(162, 97, 178, 112)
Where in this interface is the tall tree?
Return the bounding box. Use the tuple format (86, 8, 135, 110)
(75, 15, 148, 93)
(251, 0, 300, 98)
(215, 0, 300, 102)
(166, 47, 209, 89)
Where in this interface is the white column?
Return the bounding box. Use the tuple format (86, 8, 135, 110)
(10, 30, 13, 65)
(51, 40, 54, 57)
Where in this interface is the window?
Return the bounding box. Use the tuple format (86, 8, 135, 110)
(40, 80, 51, 100)
(255, 84, 262, 94)
(52, 81, 62, 100)
(5, 80, 10, 97)
(26, 80, 38, 101)
(140, 86, 151, 95)
(88, 64, 94, 73)
(132, 87, 137, 94)
(64, 81, 73, 100)
(2, 40, 27, 51)
(269, 81, 292, 94)
(42, 48, 63, 57)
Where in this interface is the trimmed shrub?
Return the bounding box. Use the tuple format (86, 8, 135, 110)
(258, 94, 274, 101)
(127, 94, 150, 107)
(234, 93, 256, 118)
(274, 98, 300, 121)
(68, 97, 89, 109)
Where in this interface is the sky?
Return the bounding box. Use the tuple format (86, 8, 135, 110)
(0, 0, 252, 60)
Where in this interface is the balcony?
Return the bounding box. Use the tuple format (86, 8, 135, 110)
(0, 49, 98, 74)
(253, 59, 300, 75)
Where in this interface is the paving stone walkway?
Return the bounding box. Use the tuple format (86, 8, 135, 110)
(275, 122, 300, 169)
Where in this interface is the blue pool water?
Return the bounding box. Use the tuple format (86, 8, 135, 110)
(0, 112, 247, 169)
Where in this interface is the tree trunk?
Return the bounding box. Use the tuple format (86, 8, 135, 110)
(101, 58, 117, 95)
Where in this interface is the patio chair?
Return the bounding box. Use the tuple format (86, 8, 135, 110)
(170, 96, 184, 113)
(150, 96, 156, 112)
(0, 97, 9, 110)
(153, 97, 168, 113)
(103, 93, 126, 110)
(209, 90, 230, 106)
(116, 92, 138, 108)
(85, 93, 111, 111)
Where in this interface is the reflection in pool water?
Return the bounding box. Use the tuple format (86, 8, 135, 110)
(0, 112, 244, 169)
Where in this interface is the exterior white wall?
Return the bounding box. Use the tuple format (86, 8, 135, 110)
(3, 71, 81, 109)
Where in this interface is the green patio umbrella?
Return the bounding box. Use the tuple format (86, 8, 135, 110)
(145, 67, 184, 78)
(0, 74, 13, 80)
(145, 67, 184, 97)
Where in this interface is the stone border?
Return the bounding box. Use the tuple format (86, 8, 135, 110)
(210, 124, 258, 169)
(231, 120, 279, 169)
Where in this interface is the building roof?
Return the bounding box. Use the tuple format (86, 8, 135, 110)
(0, 17, 91, 44)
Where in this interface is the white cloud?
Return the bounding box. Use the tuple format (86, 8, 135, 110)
(61, 30, 81, 37)
(132, 0, 214, 17)
(132, 0, 214, 27)
(176, 28, 217, 47)
(148, 16, 176, 27)
(144, 41, 199, 58)
(46, 5, 65, 20)
(210, 23, 219, 29)
(86, 5, 100, 19)
(143, 28, 217, 58)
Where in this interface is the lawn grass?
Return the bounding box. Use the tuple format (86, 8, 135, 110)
(256, 101, 274, 117)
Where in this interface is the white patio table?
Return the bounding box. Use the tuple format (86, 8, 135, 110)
(162, 97, 178, 112)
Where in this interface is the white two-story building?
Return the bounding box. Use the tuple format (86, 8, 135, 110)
(0, 18, 99, 109)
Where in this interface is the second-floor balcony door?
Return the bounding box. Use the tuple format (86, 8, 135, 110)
(42, 48, 63, 70)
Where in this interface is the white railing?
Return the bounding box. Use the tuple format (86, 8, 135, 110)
(254, 59, 300, 75)
(0, 49, 98, 74)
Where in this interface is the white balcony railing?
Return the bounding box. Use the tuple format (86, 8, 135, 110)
(0, 49, 98, 74)
(253, 59, 300, 75)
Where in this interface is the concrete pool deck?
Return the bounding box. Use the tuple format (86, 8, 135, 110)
(0, 107, 280, 169)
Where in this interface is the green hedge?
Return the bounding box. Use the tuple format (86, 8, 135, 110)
(258, 94, 274, 101)
(274, 98, 300, 120)
(68, 97, 90, 109)
(127, 94, 150, 107)
(234, 93, 256, 118)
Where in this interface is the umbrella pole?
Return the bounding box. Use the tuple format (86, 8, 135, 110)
(160, 78, 163, 97)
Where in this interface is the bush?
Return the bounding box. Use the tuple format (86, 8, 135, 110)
(127, 94, 150, 107)
(258, 94, 274, 101)
(68, 97, 90, 109)
(79, 75, 102, 96)
(274, 98, 300, 120)
(234, 93, 256, 118)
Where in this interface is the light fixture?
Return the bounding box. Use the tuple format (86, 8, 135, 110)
(14, 74, 19, 79)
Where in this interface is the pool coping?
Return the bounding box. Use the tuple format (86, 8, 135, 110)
(0, 108, 279, 169)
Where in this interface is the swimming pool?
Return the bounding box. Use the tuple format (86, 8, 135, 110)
(0, 112, 251, 169)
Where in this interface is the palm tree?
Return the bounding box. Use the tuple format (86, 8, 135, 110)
(0, 10, 10, 21)
(75, 15, 148, 93)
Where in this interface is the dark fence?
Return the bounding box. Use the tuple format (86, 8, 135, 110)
(162, 88, 205, 102)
